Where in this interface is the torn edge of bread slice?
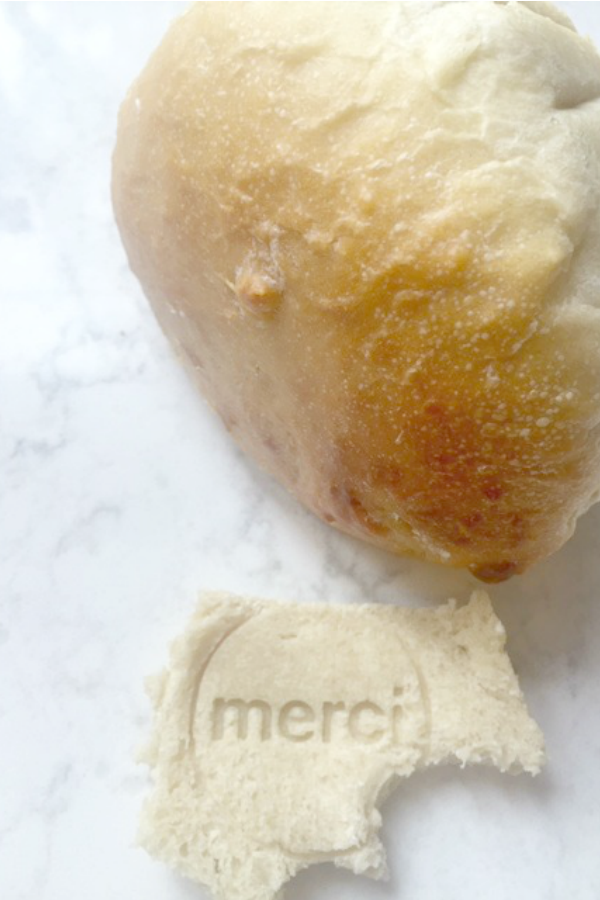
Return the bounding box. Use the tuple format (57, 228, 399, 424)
(138, 590, 545, 900)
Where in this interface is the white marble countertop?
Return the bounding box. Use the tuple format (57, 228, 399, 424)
(1, 3, 600, 899)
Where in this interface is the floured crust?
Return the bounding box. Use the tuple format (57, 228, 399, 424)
(112, 2, 600, 579)
(139, 591, 544, 900)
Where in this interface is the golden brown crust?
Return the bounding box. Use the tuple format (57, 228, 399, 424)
(112, 2, 600, 578)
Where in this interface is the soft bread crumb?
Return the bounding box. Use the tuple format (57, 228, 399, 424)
(138, 591, 545, 900)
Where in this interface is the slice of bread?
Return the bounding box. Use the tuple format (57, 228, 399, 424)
(138, 591, 544, 900)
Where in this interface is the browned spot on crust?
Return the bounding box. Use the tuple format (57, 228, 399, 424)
(470, 560, 518, 582)
(462, 512, 483, 529)
(347, 493, 389, 536)
(430, 452, 458, 471)
(263, 435, 279, 455)
(424, 402, 447, 418)
(374, 464, 404, 488)
(483, 483, 504, 501)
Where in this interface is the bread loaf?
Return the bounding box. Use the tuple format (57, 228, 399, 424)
(112, 2, 600, 580)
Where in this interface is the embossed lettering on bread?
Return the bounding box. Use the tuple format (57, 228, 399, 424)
(138, 592, 545, 900)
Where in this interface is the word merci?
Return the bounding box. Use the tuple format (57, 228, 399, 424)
(209, 689, 407, 744)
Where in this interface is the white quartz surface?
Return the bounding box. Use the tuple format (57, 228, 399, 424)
(1, 3, 599, 899)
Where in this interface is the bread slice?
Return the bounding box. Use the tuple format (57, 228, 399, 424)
(138, 591, 544, 900)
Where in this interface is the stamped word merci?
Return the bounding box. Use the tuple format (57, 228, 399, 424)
(209, 689, 406, 744)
